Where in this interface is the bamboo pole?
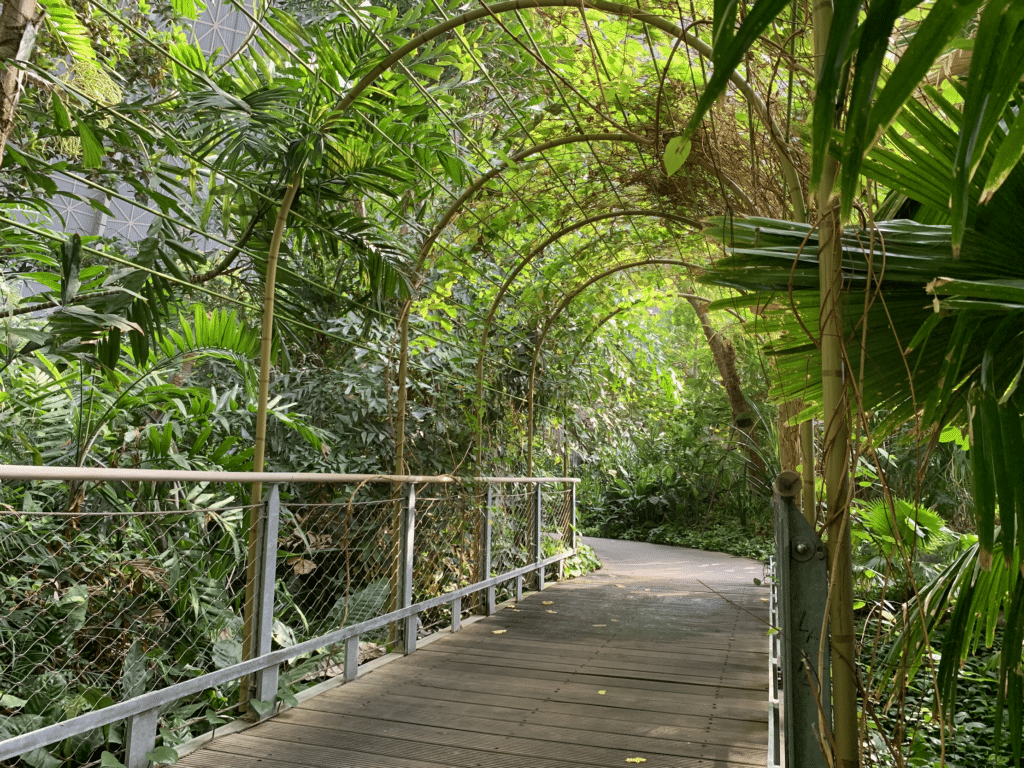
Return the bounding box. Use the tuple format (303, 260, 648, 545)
(812, 2, 859, 765)
(240, 173, 301, 712)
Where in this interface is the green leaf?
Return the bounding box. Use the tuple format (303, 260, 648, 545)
(121, 641, 150, 700)
(0, 693, 28, 708)
(981, 108, 1024, 204)
(663, 137, 691, 178)
(23, 748, 63, 768)
(684, 0, 791, 140)
(170, 0, 198, 20)
(211, 638, 242, 669)
(51, 93, 71, 131)
(866, 0, 984, 152)
(77, 122, 103, 168)
(99, 752, 127, 768)
(248, 698, 273, 716)
(951, 2, 1024, 254)
(839, 0, 903, 216)
(146, 746, 180, 764)
(410, 63, 443, 79)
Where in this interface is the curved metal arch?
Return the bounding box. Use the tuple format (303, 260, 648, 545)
(336, 0, 804, 219)
(414, 132, 650, 275)
(472, 209, 701, 462)
(523, 258, 693, 474)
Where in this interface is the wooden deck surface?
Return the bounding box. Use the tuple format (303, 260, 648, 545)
(178, 538, 769, 768)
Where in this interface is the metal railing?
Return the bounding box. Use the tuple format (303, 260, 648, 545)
(0, 465, 578, 768)
(768, 555, 781, 768)
(770, 471, 830, 768)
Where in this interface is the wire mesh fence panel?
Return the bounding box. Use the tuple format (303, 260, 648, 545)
(0, 481, 256, 766)
(541, 484, 574, 550)
(488, 484, 534, 602)
(271, 485, 401, 696)
(0, 473, 576, 767)
(540, 484, 575, 581)
(412, 484, 484, 633)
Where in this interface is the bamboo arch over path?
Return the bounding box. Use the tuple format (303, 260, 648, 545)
(326, 0, 807, 476)
(523, 258, 696, 475)
(470, 209, 702, 466)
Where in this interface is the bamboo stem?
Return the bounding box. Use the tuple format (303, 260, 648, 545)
(812, 0, 859, 761)
(240, 173, 301, 712)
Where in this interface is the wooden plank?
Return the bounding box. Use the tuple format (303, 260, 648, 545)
(177, 539, 770, 768)
(299, 691, 767, 754)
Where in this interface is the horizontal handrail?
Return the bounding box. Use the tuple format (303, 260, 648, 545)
(0, 549, 574, 762)
(0, 464, 579, 484)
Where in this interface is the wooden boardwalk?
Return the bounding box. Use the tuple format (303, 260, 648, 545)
(179, 538, 769, 768)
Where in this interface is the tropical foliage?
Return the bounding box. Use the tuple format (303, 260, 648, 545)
(3, 0, 1024, 765)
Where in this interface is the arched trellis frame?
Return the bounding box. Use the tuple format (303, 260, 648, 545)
(469, 209, 703, 466)
(322, 0, 809, 476)
(522, 258, 696, 474)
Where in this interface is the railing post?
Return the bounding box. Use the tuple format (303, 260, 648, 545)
(124, 706, 159, 768)
(570, 482, 577, 550)
(484, 483, 496, 615)
(400, 482, 417, 655)
(773, 471, 830, 768)
(251, 484, 281, 717)
(534, 481, 544, 592)
(344, 634, 359, 682)
(768, 556, 781, 768)
(451, 595, 461, 632)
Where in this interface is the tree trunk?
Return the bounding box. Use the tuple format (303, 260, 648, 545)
(0, 0, 38, 165)
(687, 296, 748, 428)
(687, 296, 765, 494)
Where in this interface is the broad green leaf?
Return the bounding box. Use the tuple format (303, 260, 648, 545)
(99, 752, 127, 768)
(51, 92, 71, 131)
(77, 122, 103, 168)
(121, 641, 150, 699)
(663, 137, 691, 178)
(0, 693, 27, 708)
(212, 638, 242, 669)
(248, 698, 273, 716)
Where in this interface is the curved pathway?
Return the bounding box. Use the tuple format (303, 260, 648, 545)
(179, 538, 769, 768)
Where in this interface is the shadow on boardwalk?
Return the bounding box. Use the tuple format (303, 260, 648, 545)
(178, 537, 770, 768)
